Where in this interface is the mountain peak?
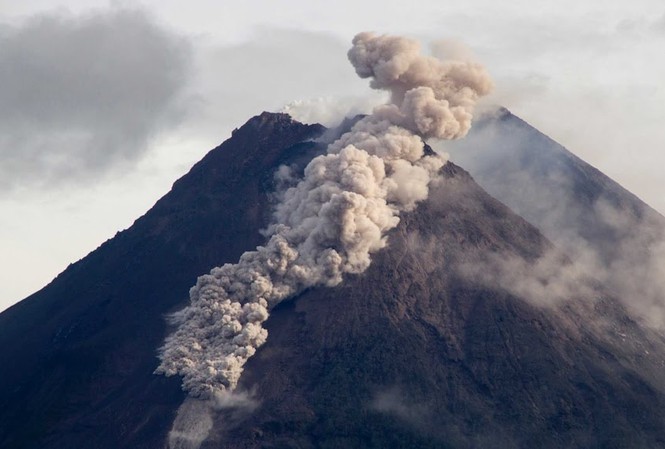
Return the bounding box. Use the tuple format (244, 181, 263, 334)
(233, 111, 309, 135)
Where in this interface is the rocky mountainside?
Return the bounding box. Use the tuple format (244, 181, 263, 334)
(2, 112, 665, 448)
(446, 107, 665, 326)
(0, 113, 324, 449)
(446, 107, 665, 265)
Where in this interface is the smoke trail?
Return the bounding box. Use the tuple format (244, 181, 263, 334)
(167, 391, 257, 448)
(155, 31, 492, 398)
(167, 398, 214, 449)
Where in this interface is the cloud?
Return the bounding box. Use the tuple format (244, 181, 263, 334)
(653, 13, 665, 33)
(0, 7, 192, 192)
(370, 387, 430, 427)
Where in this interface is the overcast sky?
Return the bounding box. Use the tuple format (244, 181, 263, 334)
(1, 0, 663, 312)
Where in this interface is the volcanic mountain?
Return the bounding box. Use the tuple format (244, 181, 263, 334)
(2, 110, 665, 449)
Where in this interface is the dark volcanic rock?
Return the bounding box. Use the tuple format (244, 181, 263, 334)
(1, 111, 665, 448)
(0, 113, 324, 449)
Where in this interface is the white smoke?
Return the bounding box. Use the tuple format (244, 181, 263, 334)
(167, 390, 258, 449)
(155, 32, 492, 400)
(457, 248, 599, 307)
(280, 94, 386, 127)
(167, 398, 214, 449)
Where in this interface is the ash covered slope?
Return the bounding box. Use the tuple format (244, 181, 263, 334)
(1, 112, 665, 449)
(209, 160, 665, 449)
(445, 108, 665, 325)
(0, 113, 324, 449)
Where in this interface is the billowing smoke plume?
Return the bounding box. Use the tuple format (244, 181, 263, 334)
(155, 32, 492, 398)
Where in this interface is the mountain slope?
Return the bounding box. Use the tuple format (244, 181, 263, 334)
(446, 107, 665, 253)
(0, 113, 325, 449)
(213, 162, 665, 449)
(1, 112, 665, 448)
(445, 107, 665, 326)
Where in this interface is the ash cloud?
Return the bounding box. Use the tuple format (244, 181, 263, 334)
(155, 32, 492, 399)
(348, 32, 493, 140)
(0, 7, 191, 192)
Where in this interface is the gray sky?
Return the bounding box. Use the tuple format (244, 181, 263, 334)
(1, 0, 664, 311)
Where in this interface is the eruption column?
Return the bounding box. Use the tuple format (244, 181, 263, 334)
(155, 31, 492, 398)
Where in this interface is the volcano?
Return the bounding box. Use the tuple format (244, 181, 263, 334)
(1, 110, 665, 449)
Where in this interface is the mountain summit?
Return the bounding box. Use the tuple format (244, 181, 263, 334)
(2, 111, 665, 449)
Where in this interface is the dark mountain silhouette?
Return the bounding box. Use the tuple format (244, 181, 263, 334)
(2, 111, 665, 448)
